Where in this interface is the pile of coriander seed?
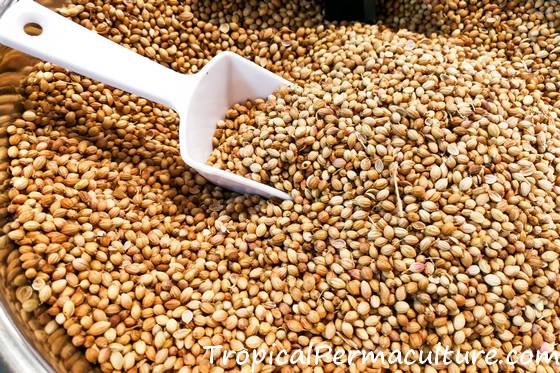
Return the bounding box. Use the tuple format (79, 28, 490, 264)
(4, 0, 560, 372)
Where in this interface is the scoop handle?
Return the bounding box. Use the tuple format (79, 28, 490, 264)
(0, 0, 188, 108)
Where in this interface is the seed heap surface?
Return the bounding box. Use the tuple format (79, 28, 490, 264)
(5, 0, 560, 372)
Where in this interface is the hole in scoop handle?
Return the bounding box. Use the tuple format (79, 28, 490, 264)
(0, 0, 188, 108)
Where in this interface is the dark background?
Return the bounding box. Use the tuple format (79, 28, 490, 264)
(324, 0, 378, 22)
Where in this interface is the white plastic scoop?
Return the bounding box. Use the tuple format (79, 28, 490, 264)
(0, 0, 292, 199)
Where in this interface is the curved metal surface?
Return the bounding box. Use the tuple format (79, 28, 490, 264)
(0, 296, 53, 373)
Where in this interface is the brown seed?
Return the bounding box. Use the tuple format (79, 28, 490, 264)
(484, 274, 501, 287)
(88, 321, 111, 336)
(211, 309, 228, 323)
(245, 335, 263, 349)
